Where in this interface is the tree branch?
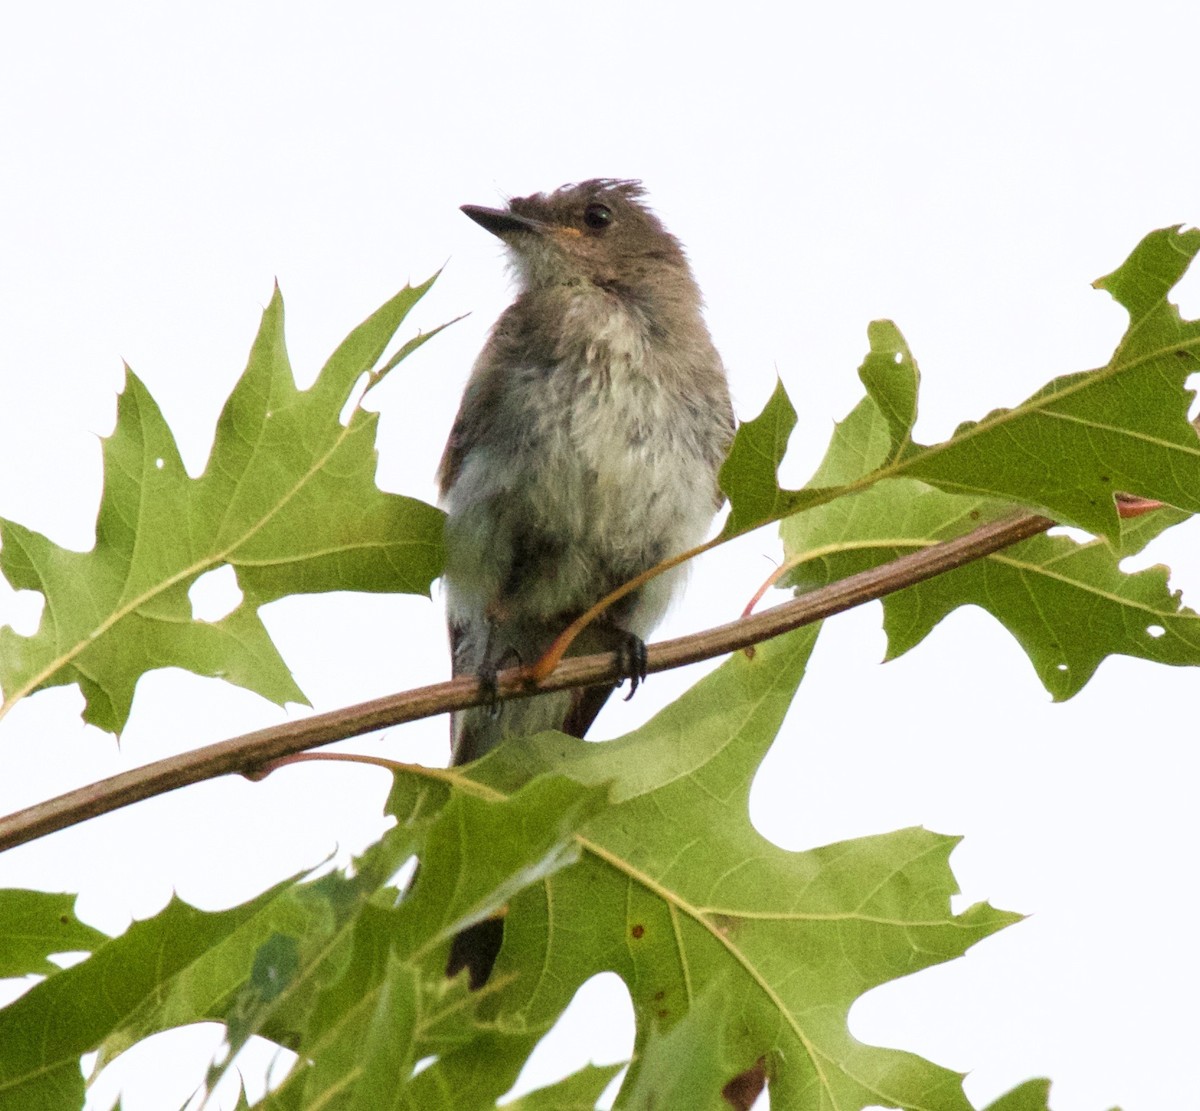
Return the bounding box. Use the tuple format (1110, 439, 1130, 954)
(0, 511, 1053, 854)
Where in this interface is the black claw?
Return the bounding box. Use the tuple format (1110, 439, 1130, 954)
(479, 647, 522, 717)
(617, 633, 648, 701)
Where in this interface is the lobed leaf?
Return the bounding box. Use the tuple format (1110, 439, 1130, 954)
(617, 983, 764, 1110)
(902, 227, 1200, 537)
(0, 774, 606, 1111)
(857, 318, 919, 462)
(446, 627, 1019, 1110)
(499, 1063, 625, 1110)
(0, 890, 108, 979)
(719, 377, 812, 535)
(6, 230, 1186, 1110)
(0, 280, 448, 734)
(237, 775, 605, 1109)
(719, 227, 1200, 546)
(0, 877, 311, 1111)
(782, 392, 1200, 699)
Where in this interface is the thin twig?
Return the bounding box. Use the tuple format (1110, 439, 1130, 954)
(0, 510, 1053, 854)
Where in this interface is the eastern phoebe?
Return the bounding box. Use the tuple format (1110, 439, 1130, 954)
(438, 179, 734, 984)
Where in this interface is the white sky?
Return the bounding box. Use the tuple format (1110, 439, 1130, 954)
(1, 3, 1198, 1109)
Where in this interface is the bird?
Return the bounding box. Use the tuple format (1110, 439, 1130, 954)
(438, 179, 734, 986)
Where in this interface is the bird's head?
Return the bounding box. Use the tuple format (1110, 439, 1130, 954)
(461, 179, 695, 304)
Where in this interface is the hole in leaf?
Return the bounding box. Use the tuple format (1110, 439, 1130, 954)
(601, 1067, 631, 1108)
(47, 950, 91, 970)
(893, 352, 903, 364)
(0, 586, 44, 636)
(340, 371, 371, 427)
(1056, 663, 1069, 672)
(85, 1025, 231, 1111)
(412, 1055, 437, 1078)
(215, 1035, 296, 1106)
(189, 566, 243, 622)
(1187, 372, 1200, 422)
(500, 972, 633, 1106)
(387, 855, 419, 896)
(154, 457, 165, 470)
(1147, 624, 1166, 638)
(1047, 525, 1092, 544)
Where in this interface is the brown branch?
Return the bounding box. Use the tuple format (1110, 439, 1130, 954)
(0, 511, 1054, 854)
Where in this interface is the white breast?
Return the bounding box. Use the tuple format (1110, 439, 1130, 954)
(442, 297, 722, 635)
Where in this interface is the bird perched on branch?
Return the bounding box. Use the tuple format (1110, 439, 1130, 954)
(438, 179, 734, 984)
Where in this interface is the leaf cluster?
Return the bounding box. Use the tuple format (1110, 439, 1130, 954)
(2, 228, 1199, 1108)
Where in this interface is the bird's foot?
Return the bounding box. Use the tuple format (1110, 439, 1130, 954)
(616, 632, 648, 701)
(479, 647, 522, 718)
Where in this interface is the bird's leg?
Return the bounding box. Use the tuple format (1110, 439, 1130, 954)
(477, 613, 523, 718)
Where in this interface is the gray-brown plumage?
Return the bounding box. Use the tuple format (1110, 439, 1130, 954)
(439, 180, 733, 986)
(440, 180, 733, 760)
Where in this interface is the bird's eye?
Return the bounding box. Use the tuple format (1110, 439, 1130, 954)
(583, 202, 614, 231)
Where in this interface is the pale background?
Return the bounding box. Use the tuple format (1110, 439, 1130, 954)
(1, 3, 1197, 1109)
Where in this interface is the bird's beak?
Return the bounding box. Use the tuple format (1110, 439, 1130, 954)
(460, 204, 544, 238)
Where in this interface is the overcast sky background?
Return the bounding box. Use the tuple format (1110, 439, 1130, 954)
(1, 3, 1198, 1109)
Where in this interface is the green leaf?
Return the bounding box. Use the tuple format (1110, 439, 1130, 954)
(618, 982, 763, 1110)
(386, 1030, 547, 1111)
(0, 890, 107, 979)
(901, 229, 1200, 537)
(888, 524, 1200, 698)
(0, 876, 308, 1111)
(715, 227, 1200, 549)
(455, 627, 1018, 1110)
(977, 1078, 1116, 1111)
(978, 1079, 1052, 1111)
(343, 958, 420, 1111)
(0, 773, 607, 1111)
(253, 776, 608, 1110)
(857, 318, 919, 462)
(1112, 500, 1193, 558)
(0, 280, 448, 733)
(719, 378, 819, 535)
(395, 776, 611, 945)
(781, 391, 1200, 699)
(258, 902, 428, 1111)
(500, 1063, 625, 1110)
